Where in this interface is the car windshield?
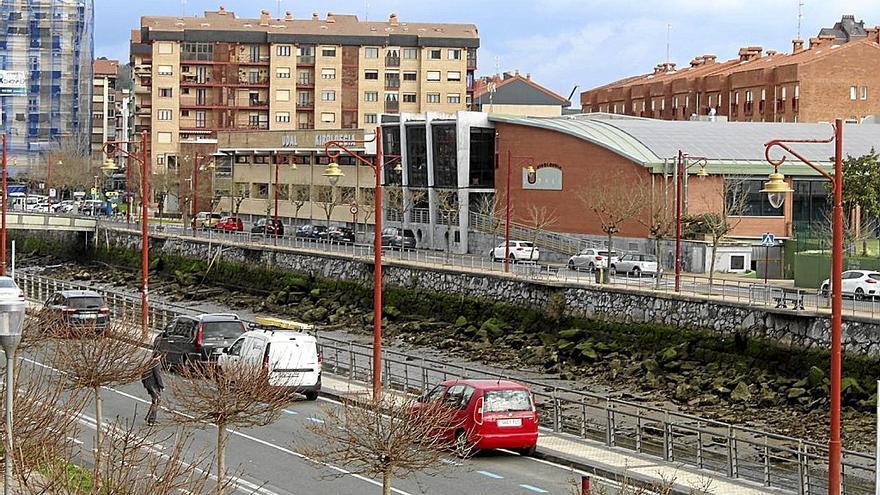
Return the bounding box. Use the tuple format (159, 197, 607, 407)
(0, 278, 16, 289)
(201, 321, 244, 339)
(484, 389, 532, 412)
(67, 296, 105, 309)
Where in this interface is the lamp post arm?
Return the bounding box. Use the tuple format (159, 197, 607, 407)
(764, 140, 836, 182)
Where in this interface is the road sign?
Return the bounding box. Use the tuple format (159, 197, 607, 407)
(761, 232, 776, 247)
(49, 188, 56, 198)
(349, 205, 358, 215)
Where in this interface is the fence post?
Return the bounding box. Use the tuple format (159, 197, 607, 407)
(663, 410, 671, 462)
(697, 423, 704, 469)
(605, 398, 614, 447)
(552, 388, 561, 432)
(635, 408, 642, 453)
(763, 438, 771, 486)
(348, 342, 354, 382)
(580, 397, 587, 439)
(797, 440, 806, 495)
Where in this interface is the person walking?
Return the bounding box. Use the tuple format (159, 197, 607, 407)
(142, 363, 165, 425)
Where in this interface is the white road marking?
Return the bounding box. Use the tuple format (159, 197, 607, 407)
(477, 470, 504, 479)
(519, 484, 549, 493)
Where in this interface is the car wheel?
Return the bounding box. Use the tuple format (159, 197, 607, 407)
(632, 266, 641, 277)
(609, 265, 617, 276)
(855, 288, 865, 300)
(588, 262, 596, 272)
(303, 391, 319, 401)
(508, 254, 517, 264)
(820, 285, 829, 297)
(568, 260, 576, 271)
(515, 446, 537, 457)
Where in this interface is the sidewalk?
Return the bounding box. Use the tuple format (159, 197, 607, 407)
(321, 375, 787, 495)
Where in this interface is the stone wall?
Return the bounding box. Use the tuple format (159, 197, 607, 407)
(104, 228, 880, 355)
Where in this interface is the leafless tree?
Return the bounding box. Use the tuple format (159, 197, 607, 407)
(435, 189, 460, 259)
(566, 471, 713, 495)
(314, 185, 346, 228)
(578, 170, 646, 268)
(688, 176, 748, 284)
(289, 184, 310, 225)
(42, 135, 95, 196)
(474, 194, 509, 245)
(525, 205, 559, 261)
(169, 360, 293, 490)
(636, 177, 676, 288)
(357, 187, 377, 239)
(385, 186, 427, 225)
(299, 395, 469, 495)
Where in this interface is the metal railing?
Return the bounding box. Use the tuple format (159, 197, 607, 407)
(468, 211, 599, 256)
(15, 271, 877, 495)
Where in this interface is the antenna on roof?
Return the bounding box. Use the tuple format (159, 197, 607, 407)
(797, 0, 805, 40)
(666, 23, 672, 63)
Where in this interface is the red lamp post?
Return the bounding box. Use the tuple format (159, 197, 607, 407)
(763, 119, 843, 495)
(103, 131, 150, 337)
(504, 150, 535, 273)
(322, 128, 401, 400)
(673, 151, 708, 292)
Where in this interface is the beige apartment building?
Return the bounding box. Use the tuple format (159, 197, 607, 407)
(91, 58, 119, 161)
(130, 7, 479, 173)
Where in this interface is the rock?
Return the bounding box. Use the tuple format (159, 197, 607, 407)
(759, 387, 778, 406)
(309, 288, 321, 298)
(575, 341, 597, 360)
(660, 346, 677, 362)
(807, 366, 826, 387)
(787, 388, 807, 399)
(453, 315, 468, 327)
(479, 318, 505, 341)
(558, 328, 585, 340)
(841, 377, 864, 395)
(730, 382, 752, 403)
(383, 305, 401, 319)
(642, 359, 660, 373)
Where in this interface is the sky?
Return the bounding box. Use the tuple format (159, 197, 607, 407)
(95, 0, 880, 99)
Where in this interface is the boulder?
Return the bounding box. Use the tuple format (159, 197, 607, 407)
(787, 387, 807, 399)
(730, 382, 752, 403)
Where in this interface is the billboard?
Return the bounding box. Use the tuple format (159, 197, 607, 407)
(0, 71, 26, 96)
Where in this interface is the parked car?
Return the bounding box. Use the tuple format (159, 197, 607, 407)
(215, 215, 244, 232)
(567, 248, 619, 272)
(79, 200, 106, 216)
(0, 276, 24, 303)
(154, 313, 247, 369)
(412, 379, 539, 455)
(218, 319, 321, 401)
(610, 253, 661, 277)
(820, 270, 880, 299)
(328, 226, 356, 244)
(489, 241, 540, 262)
(44, 290, 111, 331)
(57, 200, 78, 214)
(381, 227, 417, 249)
(295, 224, 328, 241)
(192, 212, 222, 230)
(251, 218, 285, 237)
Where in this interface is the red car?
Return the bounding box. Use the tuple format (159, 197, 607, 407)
(215, 215, 244, 232)
(414, 379, 539, 455)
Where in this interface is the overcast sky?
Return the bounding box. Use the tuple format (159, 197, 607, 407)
(95, 0, 880, 98)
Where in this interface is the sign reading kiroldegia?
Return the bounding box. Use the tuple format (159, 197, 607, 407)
(0, 71, 26, 96)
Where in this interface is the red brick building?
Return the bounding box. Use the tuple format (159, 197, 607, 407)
(580, 16, 880, 124)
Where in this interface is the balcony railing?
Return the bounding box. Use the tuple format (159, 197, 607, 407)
(385, 79, 400, 90)
(385, 56, 400, 67)
(384, 100, 400, 113)
(792, 98, 799, 113)
(776, 99, 786, 113)
(298, 121, 315, 130)
(297, 55, 315, 65)
(467, 58, 477, 70)
(743, 101, 753, 116)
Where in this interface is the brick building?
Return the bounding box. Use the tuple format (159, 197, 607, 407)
(580, 16, 880, 124)
(130, 7, 479, 174)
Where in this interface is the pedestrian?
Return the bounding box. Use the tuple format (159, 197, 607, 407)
(142, 362, 165, 425)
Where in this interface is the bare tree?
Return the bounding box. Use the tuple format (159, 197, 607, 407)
(299, 395, 469, 495)
(435, 189, 460, 259)
(385, 186, 427, 225)
(686, 176, 748, 284)
(289, 184, 310, 225)
(314, 185, 343, 228)
(357, 187, 377, 239)
(43, 135, 95, 197)
(474, 194, 509, 245)
(578, 171, 646, 272)
(636, 177, 676, 288)
(525, 205, 559, 261)
(169, 360, 293, 490)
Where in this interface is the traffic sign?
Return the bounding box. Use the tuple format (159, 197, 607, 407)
(349, 205, 359, 215)
(761, 232, 776, 247)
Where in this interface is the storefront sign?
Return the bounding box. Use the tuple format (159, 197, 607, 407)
(220, 129, 364, 150)
(0, 71, 26, 96)
(522, 163, 563, 190)
(280, 132, 359, 148)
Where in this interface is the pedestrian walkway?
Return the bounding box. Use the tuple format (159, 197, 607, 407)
(321, 375, 788, 495)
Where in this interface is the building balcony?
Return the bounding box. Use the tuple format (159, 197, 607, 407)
(134, 65, 151, 76)
(385, 80, 400, 90)
(385, 56, 400, 67)
(296, 81, 315, 89)
(792, 98, 799, 113)
(298, 121, 315, 130)
(776, 99, 786, 113)
(297, 56, 315, 66)
(249, 100, 269, 108)
(384, 100, 399, 113)
(467, 58, 477, 70)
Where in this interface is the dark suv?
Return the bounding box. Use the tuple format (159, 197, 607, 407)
(44, 290, 111, 331)
(328, 226, 355, 244)
(154, 313, 246, 368)
(295, 224, 328, 241)
(381, 227, 416, 249)
(251, 218, 285, 237)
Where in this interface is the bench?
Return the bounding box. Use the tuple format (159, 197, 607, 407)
(771, 287, 805, 310)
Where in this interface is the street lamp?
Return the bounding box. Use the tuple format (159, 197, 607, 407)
(321, 128, 401, 400)
(1, 134, 8, 276)
(763, 119, 841, 495)
(673, 151, 709, 292)
(505, 150, 535, 273)
(0, 299, 26, 495)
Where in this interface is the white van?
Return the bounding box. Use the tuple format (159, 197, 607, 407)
(218, 324, 322, 400)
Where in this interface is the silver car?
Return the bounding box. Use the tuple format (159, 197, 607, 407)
(567, 249, 619, 271)
(610, 253, 660, 277)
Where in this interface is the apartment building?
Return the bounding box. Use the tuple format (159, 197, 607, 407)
(91, 58, 119, 159)
(131, 7, 479, 173)
(580, 16, 880, 124)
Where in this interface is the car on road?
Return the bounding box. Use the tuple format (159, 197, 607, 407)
(295, 224, 328, 241)
(154, 313, 247, 368)
(610, 253, 661, 277)
(567, 248, 619, 272)
(44, 290, 111, 331)
(218, 317, 321, 400)
(215, 215, 244, 232)
(0, 276, 24, 303)
(381, 227, 417, 250)
(328, 226, 356, 244)
(79, 199, 106, 216)
(820, 270, 880, 299)
(489, 241, 539, 262)
(251, 218, 285, 237)
(192, 212, 222, 230)
(413, 379, 539, 455)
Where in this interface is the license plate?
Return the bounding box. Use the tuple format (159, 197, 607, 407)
(497, 418, 522, 427)
(79, 314, 97, 319)
(276, 372, 301, 379)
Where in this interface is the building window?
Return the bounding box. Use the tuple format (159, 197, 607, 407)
(427, 71, 441, 81)
(195, 111, 206, 128)
(365, 47, 379, 59)
(403, 93, 417, 103)
(403, 71, 417, 81)
(365, 70, 379, 80)
(850, 86, 857, 100)
(298, 91, 312, 106)
(432, 124, 457, 187)
(276, 89, 290, 102)
(429, 49, 442, 60)
(861, 86, 868, 100)
(158, 88, 172, 98)
(364, 113, 378, 124)
(321, 47, 337, 57)
(181, 110, 190, 117)
(364, 91, 379, 102)
(276, 112, 291, 123)
(321, 68, 336, 79)
(277, 45, 292, 57)
(448, 49, 461, 60)
(427, 93, 440, 103)
(157, 132, 172, 144)
(402, 48, 418, 60)
(729, 179, 782, 216)
(276, 67, 291, 78)
(447, 93, 461, 104)
(447, 71, 461, 81)
(321, 112, 336, 123)
(321, 90, 336, 102)
(157, 109, 172, 121)
(157, 65, 173, 76)
(158, 42, 173, 55)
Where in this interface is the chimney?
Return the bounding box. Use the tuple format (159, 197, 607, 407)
(808, 36, 823, 48)
(312, 12, 319, 21)
(514, 69, 520, 77)
(218, 5, 227, 15)
(259, 9, 269, 26)
(284, 11, 293, 21)
(525, 73, 531, 80)
(690, 57, 702, 67)
(792, 38, 805, 53)
(738, 46, 762, 61)
(703, 54, 717, 64)
(389, 13, 399, 26)
(326, 12, 336, 23)
(766, 49, 777, 56)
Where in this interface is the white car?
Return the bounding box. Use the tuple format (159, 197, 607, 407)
(567, 248, 619, 271)
(0, 276, 24, 303)
(218, 326, 322, 400)
(820, 270, 880, 300)
(490, 241, 540, 262)
(610, 253, 661, 277)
